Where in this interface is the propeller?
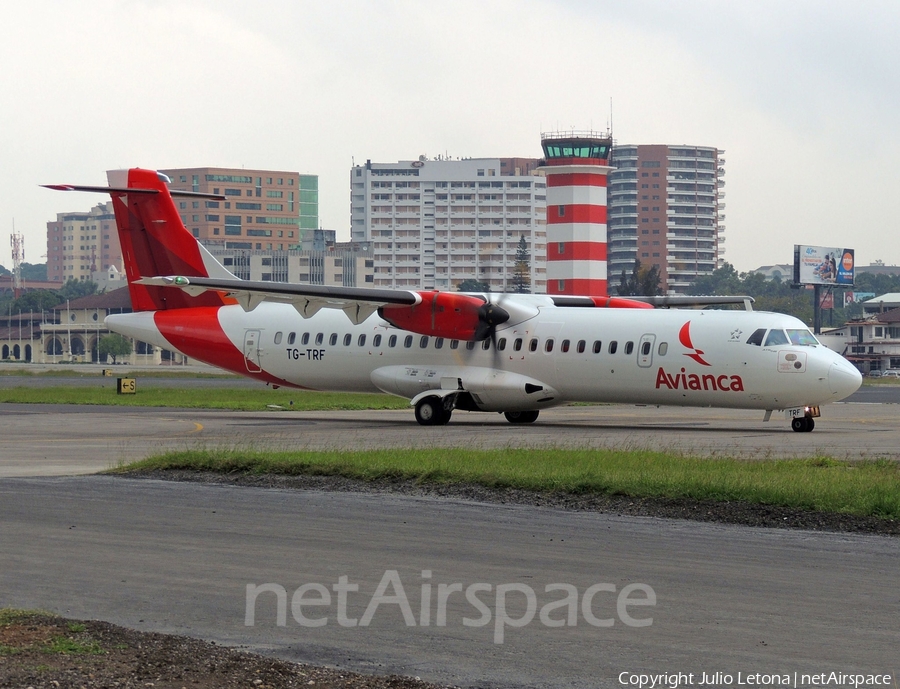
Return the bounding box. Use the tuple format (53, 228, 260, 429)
(473, 297, 510, 342)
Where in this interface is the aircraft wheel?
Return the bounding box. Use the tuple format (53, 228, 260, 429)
(791, 417, 814, 433)
(415, 396, 445, 426)
(504, 410, 540, 424)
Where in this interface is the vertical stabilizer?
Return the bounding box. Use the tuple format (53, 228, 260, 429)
(106, 168, 235, 311)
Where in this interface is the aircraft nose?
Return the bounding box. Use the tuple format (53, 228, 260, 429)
(829, 359, 862, 400)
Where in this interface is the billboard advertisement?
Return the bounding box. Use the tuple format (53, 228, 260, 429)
(793, 245, 855, 286)
(844, 291, 875, 307)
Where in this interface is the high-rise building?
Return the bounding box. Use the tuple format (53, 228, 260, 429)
(159, 167, 319, 251)
(607, 144, 725, 294)
(540, 131, 613, 296)
(46, 201, 122, 283)
(350, 157, 547, 291)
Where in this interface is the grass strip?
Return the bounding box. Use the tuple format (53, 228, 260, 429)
(0, 386, 409, 411)
(116, 448, 900, 520)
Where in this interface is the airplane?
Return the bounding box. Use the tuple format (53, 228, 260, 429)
(44, 168, 862, 432)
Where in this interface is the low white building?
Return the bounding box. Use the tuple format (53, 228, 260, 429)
(819, 307, 900, 373)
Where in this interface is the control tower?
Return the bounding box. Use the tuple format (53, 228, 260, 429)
(540, 131, 613, 296)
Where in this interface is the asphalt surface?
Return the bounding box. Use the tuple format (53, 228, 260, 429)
(1, 392, 899, 478)
(1, 372, 898, 687)
(1, 476, 897, 688)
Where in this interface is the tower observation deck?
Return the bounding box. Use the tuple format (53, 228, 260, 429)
(540, 131, 613, 296)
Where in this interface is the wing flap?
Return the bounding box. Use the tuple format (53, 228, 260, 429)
(134, 275, 421, 322)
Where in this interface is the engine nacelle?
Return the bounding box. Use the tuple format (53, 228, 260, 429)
(379, 292, 505, 341)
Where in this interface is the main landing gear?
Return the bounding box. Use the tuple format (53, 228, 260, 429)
(414, 396, 452, 426)
(413, 396, 541, 427)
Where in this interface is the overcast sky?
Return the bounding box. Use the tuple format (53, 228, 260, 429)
(1, 0, 897, 274)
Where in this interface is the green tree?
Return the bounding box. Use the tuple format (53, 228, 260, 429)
(687, 262, 744, 296)
(58, 279, 98, 301)
(457, 279, 492, 292)
(20, 263, 48, 281)
(617, 259, 661, 297)
(98, 334, 132, 364)
(511, 235, 531, 294)
(13, 290, 64, 312)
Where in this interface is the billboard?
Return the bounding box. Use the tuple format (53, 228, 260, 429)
(793, 245, 855, 286)
(844, 291, 875, 307)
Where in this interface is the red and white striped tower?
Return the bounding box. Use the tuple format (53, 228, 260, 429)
(540, 131, 613, 296)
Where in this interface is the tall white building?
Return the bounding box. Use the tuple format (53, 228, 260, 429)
(350, 158, 547, 292)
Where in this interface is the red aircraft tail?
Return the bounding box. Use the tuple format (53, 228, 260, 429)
(106, 168, 237, 312)
(46, 168, 234, 312)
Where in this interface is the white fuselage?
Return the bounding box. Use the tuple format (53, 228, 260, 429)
(107, 299, 862, 414)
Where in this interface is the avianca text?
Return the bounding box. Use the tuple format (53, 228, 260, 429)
(655, 367, 744, 392)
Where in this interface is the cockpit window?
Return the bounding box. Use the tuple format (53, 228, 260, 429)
(787, 329, 819, 346)
(764, 329, 790, 347)
(746, 328, 766, 346)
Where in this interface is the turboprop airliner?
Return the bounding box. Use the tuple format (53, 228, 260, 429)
(45, 169, 862, 432)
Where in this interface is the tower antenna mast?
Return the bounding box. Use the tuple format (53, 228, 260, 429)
(11, 221, 25, 299)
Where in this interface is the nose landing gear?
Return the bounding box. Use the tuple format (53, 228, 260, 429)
(790, 416, 815, 433)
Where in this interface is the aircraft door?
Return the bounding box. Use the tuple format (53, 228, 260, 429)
(243, 329, 262, 373)
(637, 334, 656, 368)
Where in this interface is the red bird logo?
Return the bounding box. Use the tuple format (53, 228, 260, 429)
(679, 322, 712, 367)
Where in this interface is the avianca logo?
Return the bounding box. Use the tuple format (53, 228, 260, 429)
(679, 321, 711, 366)
(656, 367, 745, 392)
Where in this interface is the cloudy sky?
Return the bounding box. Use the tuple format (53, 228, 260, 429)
(1, 0, 897, 274)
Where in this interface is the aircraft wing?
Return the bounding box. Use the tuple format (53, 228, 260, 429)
(136, 275, 420, 324)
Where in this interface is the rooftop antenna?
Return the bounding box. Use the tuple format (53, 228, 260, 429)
(609, 97, 614, 139)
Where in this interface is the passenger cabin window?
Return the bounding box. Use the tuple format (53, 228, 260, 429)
(450, 339, 460, 350)
(288, 332, 296, 345)
(641, 341, 651, 355)
(625, 341, 634, 355)
(435, 338, 444, 349)
(373, 334, 382, 347)
(658, 342, 668, 355)
(404, 335, 413, 348)
(388, 335, 397, 347)
(466, 341, 477, 351)
(358, 334, 366, 346)
(746, 329, 766, 346)
(529, 338, 539, 352)
(343, 334, 352, 346)
(545, 339, 554, 353)
(315, 333, 324, 345)
(274, 332, 282, 345)
(764, 329, 789, 347)
(420, 336, 429, 348)
(609, 341, 618, 354)
(577, 340, 586, 353)
(497, 338, 507, 351)
(514, 338, 523, 351)
(482, 340, 491, 350)
(592, 340, 602, 354)
(561, 339, 570, 353)
(301, 333, 309, 345)
(329, 333, 338, 346)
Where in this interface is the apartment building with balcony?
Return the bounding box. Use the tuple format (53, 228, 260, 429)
(46, 201, 122, 283)
(608, 144, 725, 294)
(160, 167, 319, 251)
(350, 157, 546, 292)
